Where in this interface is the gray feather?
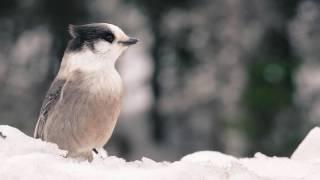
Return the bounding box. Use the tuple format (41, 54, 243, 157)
(34, 79, 66, 139)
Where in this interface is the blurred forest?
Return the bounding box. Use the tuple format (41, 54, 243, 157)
(0, 0, 319, 161)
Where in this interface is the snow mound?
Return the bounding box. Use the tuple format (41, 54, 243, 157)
(291, 127, 320, 161)
(1, 125, 320, 180)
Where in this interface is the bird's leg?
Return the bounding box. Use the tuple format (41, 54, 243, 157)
(93, 148, 98, 154)
(92, 147, 108, 159)
(85, 151, 94, 162)
(0, 132, 6, 139)
(66, 151, 93, 162)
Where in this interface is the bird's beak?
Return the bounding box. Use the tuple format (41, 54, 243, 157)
(118, 37, 139, 46)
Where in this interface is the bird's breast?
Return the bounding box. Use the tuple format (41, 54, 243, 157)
(72, 69, 123, 147)
(86, 69, 123, 98)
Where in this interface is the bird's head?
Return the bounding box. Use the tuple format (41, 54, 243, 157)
(66, 23, 138, 64)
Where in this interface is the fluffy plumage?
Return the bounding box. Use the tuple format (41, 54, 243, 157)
(34, 23, 138, 161)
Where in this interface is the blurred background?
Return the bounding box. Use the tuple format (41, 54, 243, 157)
(0, 0, 319, 161)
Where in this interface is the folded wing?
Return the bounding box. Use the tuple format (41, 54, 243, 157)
(34, 79, 66, 139)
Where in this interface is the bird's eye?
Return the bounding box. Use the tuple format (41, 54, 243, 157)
(103, 33, 114, 43)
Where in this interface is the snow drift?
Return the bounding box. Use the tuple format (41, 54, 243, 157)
(1, 125, 320, 180)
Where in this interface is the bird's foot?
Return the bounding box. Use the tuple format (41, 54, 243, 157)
(93, 148, 108, 159)
(66, 151, 93, 162)
(0, 131, 6, 139)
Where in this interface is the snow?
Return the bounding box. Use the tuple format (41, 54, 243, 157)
(291, 127, 320, 161)
(1, 125, 320, 180)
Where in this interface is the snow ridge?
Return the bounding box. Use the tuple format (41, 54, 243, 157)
(1, 125, 320, 180)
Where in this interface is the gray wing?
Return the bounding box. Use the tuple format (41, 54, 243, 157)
(34, 78, 66, 139)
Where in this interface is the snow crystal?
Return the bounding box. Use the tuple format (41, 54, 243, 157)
(1, 125, 320, 180)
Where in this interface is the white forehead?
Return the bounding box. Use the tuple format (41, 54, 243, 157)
(104, 23, 128, 39)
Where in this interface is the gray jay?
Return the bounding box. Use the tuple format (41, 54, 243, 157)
(34, 23, 138, 162)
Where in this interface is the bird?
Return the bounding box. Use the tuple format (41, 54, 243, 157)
(33, 23, 138, 162)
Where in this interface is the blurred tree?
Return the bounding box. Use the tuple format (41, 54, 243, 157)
(289, 0, 320, 145)
(36, 0, 89, 79)
(242, 0, 304, 156)
(0, 0, 90, 135)
(127, 0, 197, 142)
